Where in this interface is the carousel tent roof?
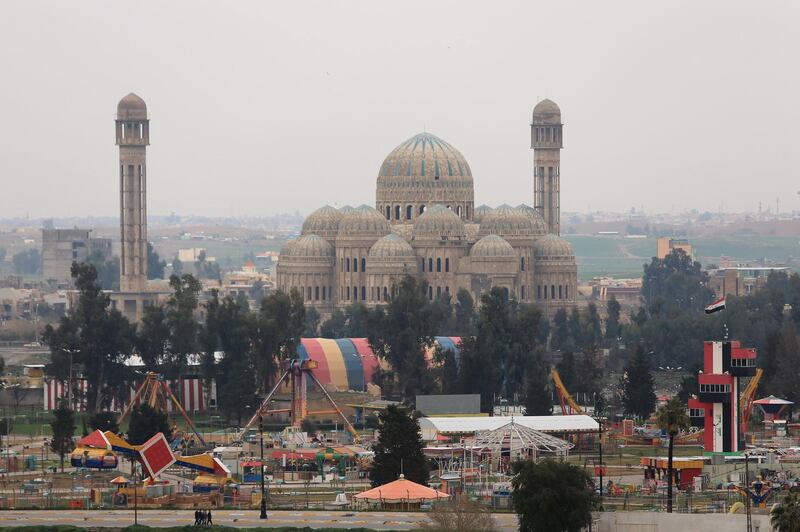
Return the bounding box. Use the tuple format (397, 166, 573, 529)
(354, 475, 449, 502)
(753, 395, 794, 405)
(469, 421, 573, 456)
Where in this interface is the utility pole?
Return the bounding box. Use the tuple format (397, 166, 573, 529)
(744, 452, 752, 532)
(259, 415, 267, 520)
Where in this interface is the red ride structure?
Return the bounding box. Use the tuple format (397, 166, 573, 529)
(688, 340, 758, 453)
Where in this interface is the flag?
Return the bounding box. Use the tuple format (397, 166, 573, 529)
(705, 297, 726, 314)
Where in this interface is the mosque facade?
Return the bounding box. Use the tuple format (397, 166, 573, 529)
(276, 99, 577, 317)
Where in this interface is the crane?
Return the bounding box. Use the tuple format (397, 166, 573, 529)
(550, 367, 584, 415)
(739, 368, 763, 436)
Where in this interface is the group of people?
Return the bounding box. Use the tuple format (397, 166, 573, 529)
(194, 509, 213, 526)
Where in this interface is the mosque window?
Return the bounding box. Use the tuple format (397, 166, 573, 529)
(565, 286, 568, 299)
(551, 285, 556, 299)
(353, 286, 358, 300)
(437, 258, 442, 272)
(521, 286, 526, 300)
(315, 286, 320, 300)
(341, 258, 344, 272)
(534, 128, 539, 142)
(395, 205, 400, 220)
(521, 257, 525, 271)
(307, 287, 312, 301)
(419, 205, 425, 215)
(456, 206, 462, 217)
(445, 258, 449, 272)
(353, 258, 358, 272)
(559, 285, 563, 299)
(346, 258, 350, 272)
(543, 285, 547, 299)
(407, 160, 413, 176)
(428, 286, 433, 300)
(361, 257, 366, 271)
(421, 258, 425, 272)
(385, 206, 391, 219)
(537, 285, 541, 300)
(322, 286, 326, 300)
(383, 286, 388, 301)
(436, 286, 442, 298)
(361, 286, 366, 301)
(434, 161, 440, 180)
(406, 205, 412, 219)
(429, 258, 433, 272)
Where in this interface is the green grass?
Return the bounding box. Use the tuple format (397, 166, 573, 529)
(563, 234, 800, 279)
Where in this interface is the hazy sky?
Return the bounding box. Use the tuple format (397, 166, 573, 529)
(1, 1, 798, 219)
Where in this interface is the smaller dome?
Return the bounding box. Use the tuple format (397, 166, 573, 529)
(302, 205, 342, 237)
(279, 238, 298, 256)
(470, 234, 515, 258)
(338, 205, 391, 238)
(413, 204, 466, 240)
(516, 204, 535, 215)
(117, 93, 147, 119)
(287, 234, 334, 257)
(474, 205, 494, 223)
(369, 234, 415, 258)
(532, 99, 561, 125)
(479, 204, 543, 238)
(338, 205, 356, 214)
(533, 233, 574, 259)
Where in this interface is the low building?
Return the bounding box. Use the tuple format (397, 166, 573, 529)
(41, 228, 112, 287)
(708, 266, 789, 298)
(657, 237, 692, 260)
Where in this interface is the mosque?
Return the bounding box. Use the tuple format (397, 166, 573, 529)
(276, 99, 577, 317)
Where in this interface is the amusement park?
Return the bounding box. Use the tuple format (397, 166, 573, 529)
(1, 330, 799, 532)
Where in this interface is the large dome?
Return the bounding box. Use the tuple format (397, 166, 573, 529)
(378, 132, 472, 181)
(479, 204, 545, 238)
(117, 93, 147, 120)
(302, 205, 342, 238)
(376, 132, 475, 223)
(470, 234, 515, 258)
(413, 204, 466, 240)
(338, 205, 391, 238)
(369, 234, 415, 259)
(287, 234, 334, 257)
(533, 233, 574, 259)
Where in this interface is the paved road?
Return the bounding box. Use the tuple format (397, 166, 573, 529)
(0, 509, 519, 530)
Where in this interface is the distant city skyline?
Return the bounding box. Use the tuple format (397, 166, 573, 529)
(1, 1, 799, 219)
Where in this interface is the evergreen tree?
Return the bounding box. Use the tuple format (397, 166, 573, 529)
(604, 297, 621, 341)
(453, 288, 475, 337)
(88, 411, 119, 434)
(136, 304, 170, 373)
(556, 351, 576, 392)
(511, 460, 596, 532)
(621, 345, 657, 420)
(253, 289, 305, 390)
(524, 347, 552, 415)
(583, 303, 602, 347)
(568, 307, 583, 351)
(147, 242, 166, 280)
(768, 317, 800, 404)
(127, 404, 172, 445)
(163, 274, 202, 380)
(657, 398, 689, 513)
(303, 307, 321, 337)
(368, 277, 442, 402)
(50, 399, 75, 471)
(574, 346, 603, 398)
(369, 405, 429, 487)
(320, 308, 348, 338)
(43, 263, 134, 412)
(216, 296, 258, 425)
(550, 308, 570, 352)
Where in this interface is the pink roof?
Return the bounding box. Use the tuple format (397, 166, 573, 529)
(77, 430, 111, 450)
(355, 476, 449, 502)
(754, 395, 794, 405)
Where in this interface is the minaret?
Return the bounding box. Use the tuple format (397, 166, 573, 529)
(115, 93, 149, 292)
(531, 99, 563, 235)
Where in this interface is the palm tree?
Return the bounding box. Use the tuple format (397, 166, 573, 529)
(656, 397, 689, 513)
(771, 492, 800, 531)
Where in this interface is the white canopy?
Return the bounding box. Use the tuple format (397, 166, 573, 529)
(419, 415, 598, 441)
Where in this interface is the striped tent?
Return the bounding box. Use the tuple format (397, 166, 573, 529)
(297, 337, 461, 392)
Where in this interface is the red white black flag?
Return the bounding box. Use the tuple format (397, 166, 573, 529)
(705, 297, 726, 314)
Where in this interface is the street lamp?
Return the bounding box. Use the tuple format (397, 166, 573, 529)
(259, 414, 267, 520)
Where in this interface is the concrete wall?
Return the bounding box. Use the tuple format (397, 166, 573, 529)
(596, 511, 774, 532)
